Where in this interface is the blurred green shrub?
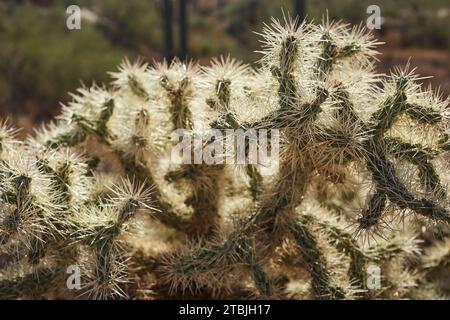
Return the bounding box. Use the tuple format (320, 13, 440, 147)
(91, 0, 163, 52)
(0, 2, 125, 121)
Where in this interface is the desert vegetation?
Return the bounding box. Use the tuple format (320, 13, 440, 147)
(0, 16, 450, 300)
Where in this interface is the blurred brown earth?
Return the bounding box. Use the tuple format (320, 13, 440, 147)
(378, 30, 450, 95)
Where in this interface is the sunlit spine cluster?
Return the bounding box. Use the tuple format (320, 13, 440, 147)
(1, 16, 450, 300)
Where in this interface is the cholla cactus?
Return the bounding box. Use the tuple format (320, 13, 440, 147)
(1, 16, 450, 300)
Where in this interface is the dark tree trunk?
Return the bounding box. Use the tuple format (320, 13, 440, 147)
(294, 0, 306, 23)
(163, 0, 174, 61)
(179, 0, 188, 62)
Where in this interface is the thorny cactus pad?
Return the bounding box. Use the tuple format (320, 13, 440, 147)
(1, 17, 450, 300)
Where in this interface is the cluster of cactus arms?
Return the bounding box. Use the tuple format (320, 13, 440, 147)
(1, 16, 450, 300)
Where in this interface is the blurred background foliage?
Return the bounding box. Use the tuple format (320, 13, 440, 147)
(0, 0, 449, 133)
